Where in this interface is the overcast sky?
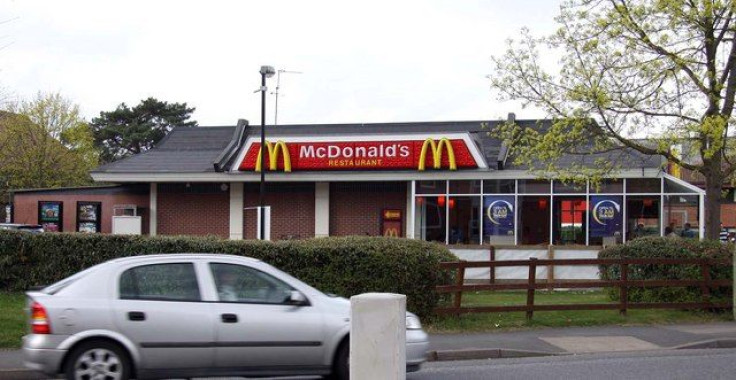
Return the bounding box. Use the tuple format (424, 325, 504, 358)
(0, 0, 560, 127)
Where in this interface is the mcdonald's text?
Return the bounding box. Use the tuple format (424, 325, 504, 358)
(238, 139, 478, 171)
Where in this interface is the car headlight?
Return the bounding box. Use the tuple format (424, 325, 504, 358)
(406, 315, 422, 330)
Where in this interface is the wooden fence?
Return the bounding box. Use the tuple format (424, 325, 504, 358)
(435, 257, 733, 319)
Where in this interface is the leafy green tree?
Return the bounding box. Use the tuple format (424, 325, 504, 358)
(5, 92, 99, 171)
(0, 113, 92, 193)
(489, 0, 736, 239)
(91, 97, 197, 163)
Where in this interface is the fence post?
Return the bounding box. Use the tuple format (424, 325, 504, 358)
(619, 262, 628, 316)
(453, 261, 466, 316)
(489, 246, 496, 285)
(700, 261, 711, 307)
(547, 245, 555, 291)
(527, 257, 537, 321)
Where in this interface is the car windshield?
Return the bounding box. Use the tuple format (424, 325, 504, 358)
(265, 263, 329, 297)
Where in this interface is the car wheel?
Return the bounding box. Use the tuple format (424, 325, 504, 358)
(65, 341, 131, 380)
(331, 340, 349, 380)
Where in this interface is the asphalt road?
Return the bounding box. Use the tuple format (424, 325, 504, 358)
(407, 348, 736, 380)
(8, 348, 736, 379)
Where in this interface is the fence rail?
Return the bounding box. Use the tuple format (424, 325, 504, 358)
(435, 257, 733, 319)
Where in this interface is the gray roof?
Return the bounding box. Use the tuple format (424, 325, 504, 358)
(91, 120, 664, 174)
(92, 127, 236, 173)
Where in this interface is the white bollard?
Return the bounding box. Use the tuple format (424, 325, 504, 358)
(350, 293, 406, 380)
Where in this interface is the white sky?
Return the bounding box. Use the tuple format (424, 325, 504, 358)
(0, 0, 560, 126)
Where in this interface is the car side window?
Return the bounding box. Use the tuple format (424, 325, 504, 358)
(119, 263, 201, 302)
(210, 263, 294, 304)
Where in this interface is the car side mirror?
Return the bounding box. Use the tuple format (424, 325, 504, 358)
(289, 291, 309, 306)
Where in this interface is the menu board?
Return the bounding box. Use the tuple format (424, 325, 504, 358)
(77, 202, 101, 233)
(38, 201, 63, 232)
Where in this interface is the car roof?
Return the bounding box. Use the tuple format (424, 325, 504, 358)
(103, 253, 262, 266)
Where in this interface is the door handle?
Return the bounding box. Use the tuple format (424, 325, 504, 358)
(128, 311, 146, 321)
(221, 313, 238, 323)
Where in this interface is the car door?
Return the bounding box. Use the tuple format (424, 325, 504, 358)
(208, 262, 326, 369)
(112, 261, 215, 370)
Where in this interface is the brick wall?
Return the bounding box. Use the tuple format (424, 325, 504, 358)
(243, 183, 315, 240)
(330, 182, 407, 237)
(13, 189, 149, 234)
(157, 183, 229, 238)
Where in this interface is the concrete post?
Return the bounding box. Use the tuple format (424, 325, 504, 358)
(149, 183, 157, 236)
(350, 293, 406, 380)
(229, 182, 244, 240)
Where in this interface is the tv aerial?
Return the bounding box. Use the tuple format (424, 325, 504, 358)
(271, 69, 303, 125)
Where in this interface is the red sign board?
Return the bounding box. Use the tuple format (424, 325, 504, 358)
(238, 139, 478, 171)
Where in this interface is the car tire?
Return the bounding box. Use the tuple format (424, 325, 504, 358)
(326, 339, 349, 380)
(65, 340, 131, 380)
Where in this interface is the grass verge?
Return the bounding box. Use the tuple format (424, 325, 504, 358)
(426, 290, 733, 333)
(0, 292, 26, 349)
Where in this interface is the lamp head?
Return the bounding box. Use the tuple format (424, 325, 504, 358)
(260, 65, 276, 78)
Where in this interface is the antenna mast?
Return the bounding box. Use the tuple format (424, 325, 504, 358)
(273, 69, 303, 125)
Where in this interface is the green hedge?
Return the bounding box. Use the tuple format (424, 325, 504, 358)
(0, 231, 455, 318)
(598, 236, 733, 304)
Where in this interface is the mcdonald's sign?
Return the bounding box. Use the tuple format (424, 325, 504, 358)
(254, 141, 292, 172)
(237, 134, 482, 172)
(418, 138, 456, 171)
(383, 227, 400, 237)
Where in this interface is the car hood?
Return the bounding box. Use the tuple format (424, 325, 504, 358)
(318, 293, 419, 320)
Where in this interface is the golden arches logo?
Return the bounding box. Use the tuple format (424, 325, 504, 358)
(255, 141, 292, 172)
(384, 228, 399, 237)
(418, 138, 457, 171)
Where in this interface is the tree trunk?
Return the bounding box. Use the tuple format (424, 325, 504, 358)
(703, 169, 723, 240)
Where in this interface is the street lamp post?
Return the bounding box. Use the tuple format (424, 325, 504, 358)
(259, 65, 276, 240)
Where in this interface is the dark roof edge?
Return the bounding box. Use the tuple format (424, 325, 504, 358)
(213, 119, 248, 172)
(13, 184, 125, 193)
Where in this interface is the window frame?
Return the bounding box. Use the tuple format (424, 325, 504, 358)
(118, 262, 202, 302)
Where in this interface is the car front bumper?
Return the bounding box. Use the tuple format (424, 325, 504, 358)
(406, 328, 429, 369)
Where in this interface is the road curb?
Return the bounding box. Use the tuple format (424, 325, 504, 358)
(428, 348, 567, 362)
(671, 338, 736, 350)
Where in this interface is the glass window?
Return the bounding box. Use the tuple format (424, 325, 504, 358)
(415, 180, 446, 195)
(664, 178, 698, 194)
(626, 178, 661, 193)
(449, 180, 481, 194)
(210, 263, 294, 304)
(483, 195, 515, 244)
(518, 180, 550, 194)
(414, 196, 447, 243)
(518, 196, 550, 245)
(589, 196, 623, 246)
(448, 196, 481, 244)
(119, 263, 200, 302)
(664, 195, 699, 238)
(482, 180, 516, 194)
(626, 196, 660, 240)
(553, 197, 587, 245)
(593, 179, 624, 193)
(553, 181, 585, 194)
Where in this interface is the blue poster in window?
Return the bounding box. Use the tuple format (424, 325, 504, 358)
(484, 196, 515, 236)
(590, 196, 623, 237)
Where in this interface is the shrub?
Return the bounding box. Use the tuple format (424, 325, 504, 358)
(598, 236, 733, 304)
(0, 231, 456, 318)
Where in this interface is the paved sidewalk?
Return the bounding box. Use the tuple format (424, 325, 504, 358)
(3, 322, 736, 379)
(428, 322, 736, 360)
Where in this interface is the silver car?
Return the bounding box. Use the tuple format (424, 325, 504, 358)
(22, 254, 429, 379)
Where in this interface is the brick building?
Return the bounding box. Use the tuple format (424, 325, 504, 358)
(9, 119, 707, 245)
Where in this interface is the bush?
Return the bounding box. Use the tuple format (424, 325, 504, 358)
(0, 231, 456, 318)
(598, 236, 733, 304)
